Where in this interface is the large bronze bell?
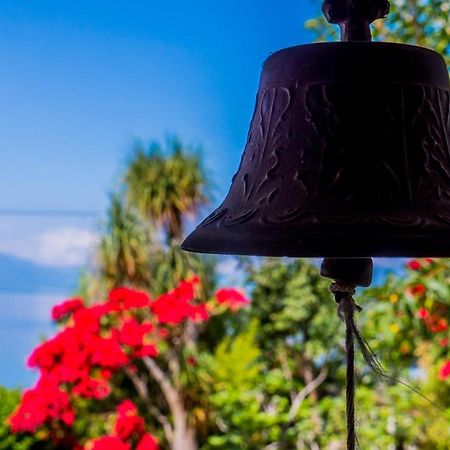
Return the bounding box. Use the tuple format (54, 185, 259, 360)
(182, 2, 450, 258)
(181, 0, 449, 448)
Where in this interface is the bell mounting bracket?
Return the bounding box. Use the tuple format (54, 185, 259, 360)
(322, 0, 390, 41)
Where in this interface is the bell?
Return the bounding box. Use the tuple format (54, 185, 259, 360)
(182, 1, 450, 258)
(182, 2, 449, 447)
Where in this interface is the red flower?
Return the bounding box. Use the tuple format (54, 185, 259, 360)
(407, 260, 422, 271)
(119, 319, 153, 347)
(109, 288, 151, 311)
(52, 298, 84, 321)
(438, 361, 450, 380)
(151, 293, 192, 325)
(439, 338, 449, 347)
(417, 308, 429, 319)
(73, 377, 111, 400)
(90, 336, 129, 369)
(189, 304, 209, 322)
(9, 378, 74, 433)
(116, 400, 137, 416)
(408, 284, 426, 296)
(87, 436, 131, 450)
(429, 318, 448, 333)
(134, 344, 158, 358)
(136, 433, 160, 450)
(114, 401, 145, 440)
(215, 288, 250, 310)
(186, 356, 198, 367)
(73, 306, 106, 334)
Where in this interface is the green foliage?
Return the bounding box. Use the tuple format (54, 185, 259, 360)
(203, 320, 283, 450)
(125, 137, 210, 242)
(212, 319, 263, 390)
(99, 194, 153, 291)
(247, 258, 342, 360)
(0, 387, 38, 450)
(199, 257, 450, 449)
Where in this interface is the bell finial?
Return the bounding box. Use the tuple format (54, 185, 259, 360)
(322, 0, 390, 41)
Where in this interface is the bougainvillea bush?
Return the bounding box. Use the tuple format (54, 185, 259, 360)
(8, 278, 249, 450)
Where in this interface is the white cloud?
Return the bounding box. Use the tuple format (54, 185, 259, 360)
(38, 228, 99, 267)
(0, 226, 99, 267)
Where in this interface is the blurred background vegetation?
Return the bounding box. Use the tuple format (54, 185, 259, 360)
(3, 1, 450, 449)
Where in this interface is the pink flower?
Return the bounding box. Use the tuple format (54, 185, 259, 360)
(438, 361, 450, 380)
(417, 308, 429, 320)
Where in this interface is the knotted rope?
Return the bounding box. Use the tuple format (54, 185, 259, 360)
(330, 281, 360, 450)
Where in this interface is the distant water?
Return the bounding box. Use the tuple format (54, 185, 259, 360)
(0, 253, 79, 388)
(0, 293, 60, 388)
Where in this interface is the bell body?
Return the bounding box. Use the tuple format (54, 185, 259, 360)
(182, 42, 450, 257)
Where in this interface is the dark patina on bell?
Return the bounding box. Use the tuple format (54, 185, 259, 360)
(182, 1, 450, 258)
(182, 3, 450, 447)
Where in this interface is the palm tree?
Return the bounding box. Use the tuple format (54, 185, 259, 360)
(124, 138, 210, 243)
(98, 194, 153, 290)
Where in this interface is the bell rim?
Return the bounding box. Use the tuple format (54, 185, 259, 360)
(181, 228, 450, 258)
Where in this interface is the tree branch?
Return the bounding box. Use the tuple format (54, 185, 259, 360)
(125, 367, 174, 443)
(143, 357, 186, 420)
(288, 367, 328, 421)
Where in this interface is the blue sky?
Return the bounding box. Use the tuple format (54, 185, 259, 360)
(0, 0, 407, 387)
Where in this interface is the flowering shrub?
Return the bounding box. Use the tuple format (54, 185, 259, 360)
(9, 278, 250, 449)
(381, 259, 450, 381)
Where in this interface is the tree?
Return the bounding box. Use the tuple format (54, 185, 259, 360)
(98, 194, 153, 291)
(9, 279, 250, 450)
(125, 138, 210, 243)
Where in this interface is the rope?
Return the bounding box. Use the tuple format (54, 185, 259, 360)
(330, 282, 360, 450)
(329, 281, 443, 450)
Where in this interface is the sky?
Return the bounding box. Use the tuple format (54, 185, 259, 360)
(0, 0, 407, 387)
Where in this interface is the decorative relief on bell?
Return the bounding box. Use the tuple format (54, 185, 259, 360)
(182, 43, 450, 257)
(205, 80, 450, 232)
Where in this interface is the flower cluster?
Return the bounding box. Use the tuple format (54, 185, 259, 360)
(417, 308, 449, 333)
(85, 401, 159, 450)
(10, 287, 157, 434)
(406, 258, 433, 271)
(151, 277, 209, 324)
(9, 278, 250, 445)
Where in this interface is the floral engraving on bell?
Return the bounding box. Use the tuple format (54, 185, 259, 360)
(201, 81, 450, 232)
